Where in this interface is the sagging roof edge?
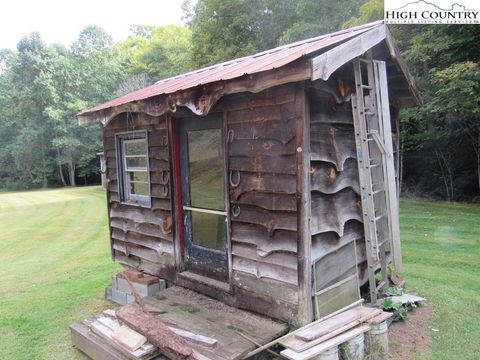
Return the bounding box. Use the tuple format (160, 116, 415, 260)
(78, 23, 420, 126)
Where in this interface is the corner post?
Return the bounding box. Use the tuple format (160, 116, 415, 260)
(296, 81, 313, 325)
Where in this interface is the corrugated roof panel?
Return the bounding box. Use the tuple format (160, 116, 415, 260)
(82, 21, 382, 115)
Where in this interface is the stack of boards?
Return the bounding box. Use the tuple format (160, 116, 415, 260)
(71, 309, 218, 360)
(279, 305, 392, 360)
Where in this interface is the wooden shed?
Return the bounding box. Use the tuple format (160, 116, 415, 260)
(78, 21, 419, 327)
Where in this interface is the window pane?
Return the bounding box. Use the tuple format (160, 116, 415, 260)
(129, 181, 149, 196)
(128, 172, 148, 182)
(125, 140, 147, 155)
(191, 211, 226, 250)
(187, 129, 224, 210)
(126, 156, 147, 168)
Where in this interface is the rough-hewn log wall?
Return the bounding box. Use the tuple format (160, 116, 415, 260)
(103, 113, 175, 280)
(308, 85, 368, 292)
(220, 83, 301, 311)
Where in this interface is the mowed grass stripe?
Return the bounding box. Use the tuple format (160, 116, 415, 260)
(0, 187, 119, 360)
(400, 198, 480, 360)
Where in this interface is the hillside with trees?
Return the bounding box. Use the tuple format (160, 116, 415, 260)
(0, 0, 478, 200)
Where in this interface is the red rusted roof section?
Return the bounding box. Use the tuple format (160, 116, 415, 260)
(81, 21, 383, 115)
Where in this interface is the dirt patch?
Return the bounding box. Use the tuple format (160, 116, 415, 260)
(389, 303, 432, 360)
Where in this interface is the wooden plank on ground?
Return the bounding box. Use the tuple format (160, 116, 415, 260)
(294, 306, 379, 341)
(116, 304, 199, 360)
(280, 308, 381, 353)
(71, 322, 160, 360)
(112, 325, 148, 352)
(280, 325, 370, 360)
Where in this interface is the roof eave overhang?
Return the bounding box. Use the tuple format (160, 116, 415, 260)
(77, 59, 313, 126)
(310, 24, 421, 108)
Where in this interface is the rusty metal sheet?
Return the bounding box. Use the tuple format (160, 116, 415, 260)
(81, 22, 381, 116)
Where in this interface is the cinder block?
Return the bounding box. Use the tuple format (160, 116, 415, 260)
(111, 275, 118, 289)
(115, 276, 165, 296)
(126, 293, 135, 304)
(110, 288, 128, 305)
(105, 286, 112, 301)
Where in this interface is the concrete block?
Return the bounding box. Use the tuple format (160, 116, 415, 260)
(105, 286, 112, 301)
(110, 288, 128, 305)
(115, 276, 165, 296)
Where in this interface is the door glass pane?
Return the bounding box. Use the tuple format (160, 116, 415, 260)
(129, 181, 149, 196)
(187, 129, 224, 210)
(191, 211, 226, 250)
(128, 172, 148, 182)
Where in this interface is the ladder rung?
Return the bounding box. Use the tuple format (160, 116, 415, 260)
(376, 281, 386, 291)
(358, 58, 370, 64)
(375, 213, 387, 221)
(372, 188, 384, 195)
(361, 85, 373, 90)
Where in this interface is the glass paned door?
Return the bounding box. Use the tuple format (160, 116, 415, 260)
(179, 115, 228, 281)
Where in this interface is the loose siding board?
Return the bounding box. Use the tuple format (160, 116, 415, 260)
(103, 112, 174, 277)
(308, 79, 366, 294)
(223, 84, 301, 306)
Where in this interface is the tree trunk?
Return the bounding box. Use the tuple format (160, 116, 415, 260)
(68, 161, 76, 187)
(58, 165, 67, 186)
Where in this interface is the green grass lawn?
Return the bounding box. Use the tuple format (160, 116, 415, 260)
(400, 199, 480, 360)
(0, 187, 478, 359)
(0, 186, 119, 360)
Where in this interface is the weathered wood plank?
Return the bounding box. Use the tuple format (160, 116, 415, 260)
(215, 83, 296, 112)
(231, 223, 297, 256)
(232, 271, 299, 304)
(311, 220, 364, 262)
(228, 117, 296, 144)
(313, 241, 366, 291)
(227, 105, 281, 125)
(310, 158, 360, 195)
(231, 204, 297, 234)
(229, 155, 296, 175)
(232, 257, 298, 285)
(116, 304, 198, 360)
(114, 251, 174, 276)
(111, 228, 174, 254)
(310, 189, 362, 236)
(229, 138, 296, 157)
(230, 172, 296, 200)
(232, 192, 296, 211)
(232, 243, 297, 269)
(310, 123, 356, 171)
(110, 219, 173, 242)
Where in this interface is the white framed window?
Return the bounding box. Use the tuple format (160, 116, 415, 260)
(116, 131, 151, 207)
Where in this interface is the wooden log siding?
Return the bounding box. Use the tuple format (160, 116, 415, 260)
(223, 84, 301, 297)
(308, 80, 366, 292)
(103, 112, 175, 279)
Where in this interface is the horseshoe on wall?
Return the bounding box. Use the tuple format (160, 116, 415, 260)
(161, 136, 168, 146)
(229, 170, 241, 187)
(160, 184, 169, 198)
(227, 129, 235, 143)
(159, 170, 169, 185)
(232, 205, 241, 218)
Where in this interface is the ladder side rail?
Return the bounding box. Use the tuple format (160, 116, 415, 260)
(352, 58, 379, 303)
(373, 60, 403, 272)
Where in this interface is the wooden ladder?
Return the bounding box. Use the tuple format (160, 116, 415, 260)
(351, 53, 402, 304)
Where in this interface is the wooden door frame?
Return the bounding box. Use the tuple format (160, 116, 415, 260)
(169, 113, 232, 285)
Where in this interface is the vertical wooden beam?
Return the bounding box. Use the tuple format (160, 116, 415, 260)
(296, 81, 313, 326)
(222, 110, 233, 286)
(102, 123, 115, 262)
(375, 61, 403, 273)
(168, 115, 185, 271)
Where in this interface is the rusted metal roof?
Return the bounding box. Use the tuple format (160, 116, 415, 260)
(81, 21, 384, 116)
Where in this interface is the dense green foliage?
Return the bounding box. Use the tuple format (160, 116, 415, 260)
(0, 1, 478, 199)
